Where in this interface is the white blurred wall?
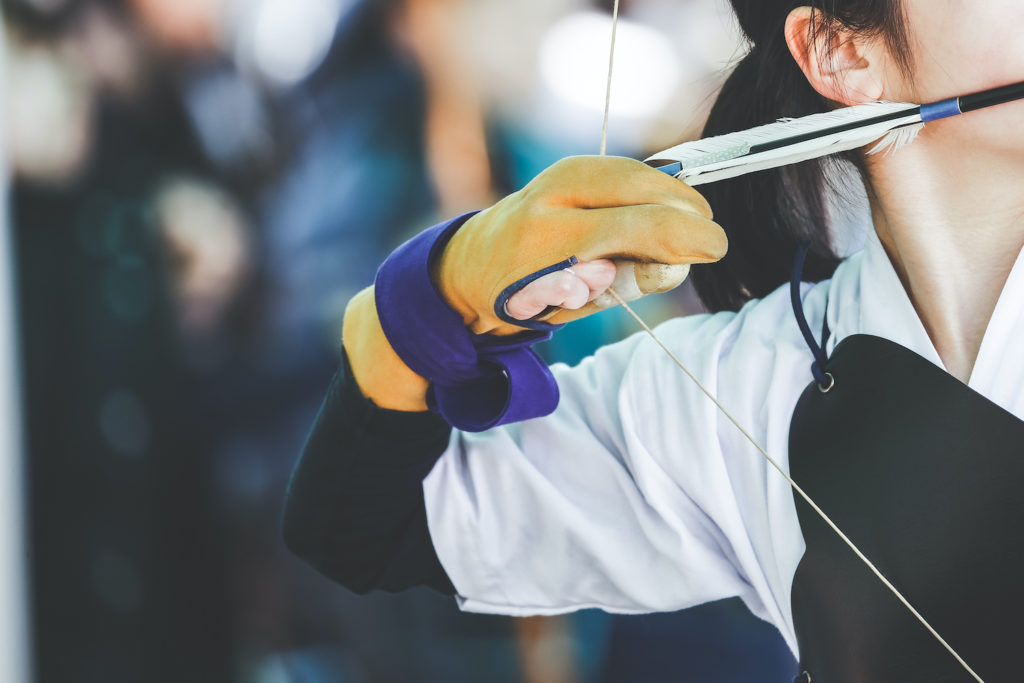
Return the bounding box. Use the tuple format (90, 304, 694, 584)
(0, 15, 32, 683)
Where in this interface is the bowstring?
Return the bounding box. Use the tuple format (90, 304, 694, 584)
(599, 0, 621, 156)
(597, 7, 982, 682)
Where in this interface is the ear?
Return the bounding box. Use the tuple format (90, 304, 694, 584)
(784, 6, 886, 105)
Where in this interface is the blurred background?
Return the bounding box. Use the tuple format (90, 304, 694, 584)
(1, 0, 802, 680)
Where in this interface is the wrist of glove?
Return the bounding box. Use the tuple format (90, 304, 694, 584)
(369, 213, 558, 431)
(344, 156, 727, 432)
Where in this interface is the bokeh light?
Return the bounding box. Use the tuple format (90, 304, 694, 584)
(236, 0, 352, 86)
(538, 10, 680, 120)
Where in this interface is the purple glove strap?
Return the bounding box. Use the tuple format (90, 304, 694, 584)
(374, 213, 561, 432)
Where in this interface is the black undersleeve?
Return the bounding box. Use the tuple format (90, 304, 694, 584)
(281, 353, 455, 595)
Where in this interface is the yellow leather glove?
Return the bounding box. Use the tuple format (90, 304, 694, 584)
(437, 155, 726, 335)
(343, 286, 431, 412)
(343, 155, 727, 421)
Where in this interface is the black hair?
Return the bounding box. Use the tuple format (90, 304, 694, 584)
(692, 0, 911, 312)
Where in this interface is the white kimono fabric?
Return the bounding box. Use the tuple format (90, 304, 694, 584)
(422, 229, 1024, 657)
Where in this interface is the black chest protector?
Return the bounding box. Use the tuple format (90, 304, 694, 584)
(786, 247, 1024, 682)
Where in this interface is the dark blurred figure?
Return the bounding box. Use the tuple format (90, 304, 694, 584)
(4, 1, 242, 681)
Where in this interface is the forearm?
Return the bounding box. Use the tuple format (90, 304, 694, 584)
(281, 351, 454, 595)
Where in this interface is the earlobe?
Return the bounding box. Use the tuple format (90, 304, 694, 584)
(784, 6, 885, 106)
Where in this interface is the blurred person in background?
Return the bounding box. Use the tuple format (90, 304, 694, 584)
(4, 0, 242, 680)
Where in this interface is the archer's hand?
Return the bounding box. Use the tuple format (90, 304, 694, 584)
(343, 155, 726, 413)
(437, 155, 727, 334)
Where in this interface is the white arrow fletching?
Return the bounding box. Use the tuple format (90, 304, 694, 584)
(646, 101, 924, 186)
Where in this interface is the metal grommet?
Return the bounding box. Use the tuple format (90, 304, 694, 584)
(793, 672, 812, 683)
(817, 372, 835, 394)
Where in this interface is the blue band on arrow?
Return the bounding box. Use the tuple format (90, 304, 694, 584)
(920, 97, 962, 122)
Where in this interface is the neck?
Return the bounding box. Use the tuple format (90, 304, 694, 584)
(867, 129, 1024, 383)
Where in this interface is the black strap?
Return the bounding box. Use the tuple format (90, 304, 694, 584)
(790, 242, 832, 389)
